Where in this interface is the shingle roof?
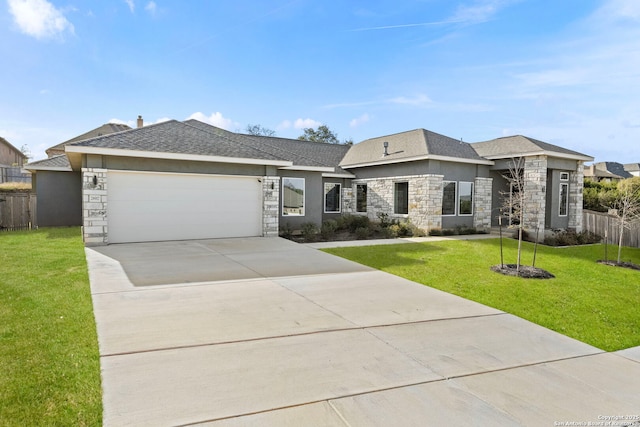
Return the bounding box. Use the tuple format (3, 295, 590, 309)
(184, 119, 351, 173)
(46, 123, 131, 156)
(595, 162, 632, 178)
(24, 154, 71, 170)
(471, 135, 592, 160)
(67, 120, 286, 163)
(340, 129, 488, 167)
(624, 163, 640, 172)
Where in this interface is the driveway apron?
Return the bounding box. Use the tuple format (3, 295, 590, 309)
(86, 237, 640, 426)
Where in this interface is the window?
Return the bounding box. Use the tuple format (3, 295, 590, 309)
(560, 172, 569, 181)
(394, 182, 408, 214)
(356, 184, 367, 213)
(559, 183, 569, 216)
(324, 183, 341, 213)
(442, 181, 456, 215)
(458, 182, 474, 215)
(282, 177, 305, 216)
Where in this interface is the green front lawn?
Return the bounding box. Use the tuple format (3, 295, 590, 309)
(0, 228, 101, 426)
(323, 238, 640, 352)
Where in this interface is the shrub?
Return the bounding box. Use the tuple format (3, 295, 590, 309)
(320, 220, 338, 240)
(377, 212, 392, 228)
(380, 226, 398, 238)
(301, 222, 319, 242)
(279, 222, 293, 239)
(429, 228, 443, 236)
(544, 229, 602, 246)
(355, 226, 371, 240)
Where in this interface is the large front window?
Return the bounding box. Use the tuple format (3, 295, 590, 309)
(458, 182, 474, 216)
(442, 181, 456, 215)
(356, 184, 367, 213)
(559, 183, 568, 216)
(282, 177, 305, 216)
(394, 182, 408, 214)
(324, 183, 341, 213)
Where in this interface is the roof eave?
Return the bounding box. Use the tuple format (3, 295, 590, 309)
(23, 165, 72, 172)
(322, 172, 357, 179)
(279, 165, 336, 172)
(341, 154, 493, 169)
(64, 146, 293, 167)
(481, 150, 594, 162)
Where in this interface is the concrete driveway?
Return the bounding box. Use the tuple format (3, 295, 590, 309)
(87, 237, 640, 426)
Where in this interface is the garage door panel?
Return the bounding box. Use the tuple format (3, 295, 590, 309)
(107, 171, 262, 243)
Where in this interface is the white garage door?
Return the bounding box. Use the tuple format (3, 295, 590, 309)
(107, 171, 262, 243)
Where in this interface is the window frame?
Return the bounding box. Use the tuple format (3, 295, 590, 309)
(560, 172, 569, 181)
(356, 184, 367, 213)
(323, 182, 341, 213)
(559, 182, 569, 217)
(394, 182, 409, 215)
(458, 181, 474, 216)
(442, 181, 457, 216)
(282, 177, 305, 216)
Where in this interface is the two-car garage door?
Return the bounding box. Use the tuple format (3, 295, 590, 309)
(107, 171, 262, 244)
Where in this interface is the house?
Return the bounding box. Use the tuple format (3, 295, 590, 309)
(584, 164, 626, 182)
(471, 136, 592, 232)
(624, 163, 640, 177)
(0, 136, 29, 183)
(585, 161, 634, 182)
(25, 123, 131, 226)
(25, 118, 593, 245)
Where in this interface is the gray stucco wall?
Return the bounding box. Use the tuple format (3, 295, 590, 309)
(347, 159, 490, 181)
(34, 170, 82, 226)
(546, 169, 570, 229)
(87, 155, 268, 176)
(278, 170, 324, 230)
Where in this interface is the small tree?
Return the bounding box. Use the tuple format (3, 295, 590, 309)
(298, 125, 352, 144)
(245, 124, 276, 137)
(499, 157, 526, 273)
(610, 177, 640, 263)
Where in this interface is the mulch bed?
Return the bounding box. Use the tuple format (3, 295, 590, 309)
(491, 264, 555, 279)
(597, 260, 640, 271)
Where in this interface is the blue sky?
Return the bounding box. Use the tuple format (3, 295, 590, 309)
(2, 0, 639, 163)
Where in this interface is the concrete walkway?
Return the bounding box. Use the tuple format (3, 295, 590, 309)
(86, 237, 640, 426)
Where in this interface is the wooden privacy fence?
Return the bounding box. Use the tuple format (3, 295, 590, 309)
(0, 192, 37, 231)
(583, 209, 640, 248)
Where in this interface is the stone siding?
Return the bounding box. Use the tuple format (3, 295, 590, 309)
(473, 177, 493, 231)
(523, 156, 547, 232)
(342, 185, 354, 214)
(262, 176, 280, 237)
(82, 168, 108, 245)
(568, 162, 584, 231)
(353, 174, 443, 231)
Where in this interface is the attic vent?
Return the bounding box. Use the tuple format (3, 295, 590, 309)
(383, 141, 389, 157)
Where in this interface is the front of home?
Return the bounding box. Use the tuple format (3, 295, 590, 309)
(26, 118, 593, 245)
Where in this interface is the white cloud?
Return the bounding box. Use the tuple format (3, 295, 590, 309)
(187, 112, 237, 130)
(349, 113, 370, 128)
(390, 94, 432, 106)
(124, 0, 135, 13)
(293, 118, 322, 129)
(145, 1, 157, 15)
(8, 0, 74, 39)
(451, 0, 514, 25)
(277, 120, 292, 130)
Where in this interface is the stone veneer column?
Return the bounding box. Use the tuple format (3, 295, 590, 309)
(568, 162, 584, 232)
(523, 156, 547, 233)
(82, 168, 108, 245)
(473, 177, 492, 231)
(262, 176, 280, 237)
(423, 175, 443, 232)
(342, 185, 354, 214)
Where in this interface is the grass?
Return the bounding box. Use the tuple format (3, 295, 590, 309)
(323, 238, 640, 352)
(0, 227, 101, 426)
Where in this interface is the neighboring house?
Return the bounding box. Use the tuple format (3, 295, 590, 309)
(25, 118, 593, 245)
(24, 123, 131, 227)
(0, 136, 29, 183)
(586, 162, 633, 182)
(624, 163, 640, 177)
